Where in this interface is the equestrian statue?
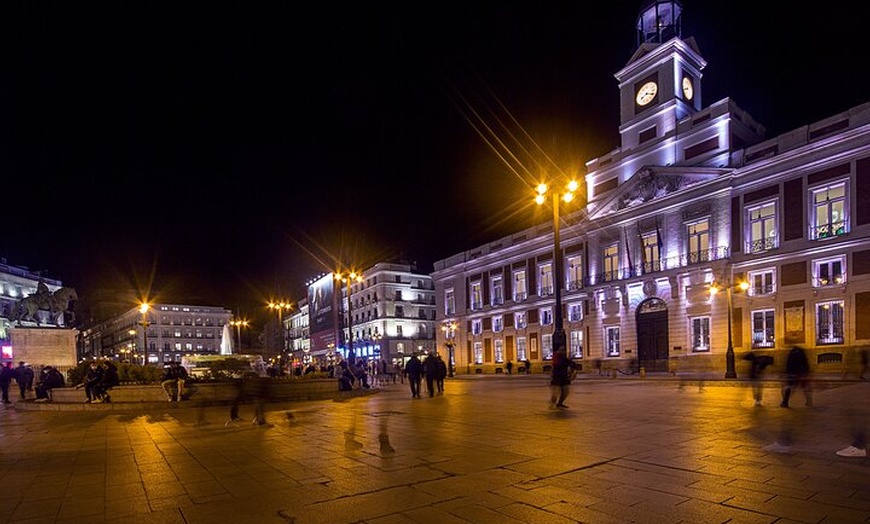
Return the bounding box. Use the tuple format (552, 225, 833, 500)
(9, 280, 78, 327)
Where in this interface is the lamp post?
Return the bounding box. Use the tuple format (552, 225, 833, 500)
(138, 303, 150, 366)
(441, 321, 457, 377)
(372, 332, 383, 361)
(711, 279, 748, 378)
(230, 318, 249, 353)
(267, 301, 293, 355)
(334, 270, 363, 362)
(535, 180, 579, 356)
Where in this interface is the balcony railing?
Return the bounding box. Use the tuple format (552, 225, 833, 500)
(538, 286, 553, 297)
(746, 236, 778, 253)
(491, 296, 504, 306)
(567, 279, 583, 291)
(584, 247, 730, 286)
(750, 283, 775, 295)
(813, 275, 845, 287)
(811, 220, 847, 240)
(513, 292, 528, 302)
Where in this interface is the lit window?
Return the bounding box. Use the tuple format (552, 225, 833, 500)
(513, 270, 528, 301)
(746, 201, 778, 253)
(494, 339, 504, 363)
(686, 219, 710, 264)
(473, 342, 483, 364)
(471, 319, 482, 336)
(444, 288, 455, 315)
(567, 255, 583, 290)
(538, 263, 554, 296)
(514, 312, 527, 329)
(747, 268, 776, 296)
(542, 334, 553, 360)
(567, 303, 583, 322)
(491, 276, 504, 306)
(492, 315, 503, 333)
(813, 256, 846, 287)
(816, 300, 844, 345)
(605, 326, 620, 357)
(570, 330, 583, 358)
(470, 281, 483, 311)
(603, 243, 619, 282)
(690, 316, 710, 351)
(751, 309, 775, 348)
(516, 337, 528, 361)
(540, 307, 553, 325)
(641, 231, 662, 273)
(810, 182, 848, 239)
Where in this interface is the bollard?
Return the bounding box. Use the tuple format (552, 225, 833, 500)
(639, 366, 646, 378)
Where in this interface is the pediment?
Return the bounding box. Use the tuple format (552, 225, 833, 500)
(588, 166, 726, 219)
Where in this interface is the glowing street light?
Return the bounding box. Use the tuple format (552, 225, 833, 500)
(267, 301, 293, 353)
(139, 303, 151, 366)
(535, 180, 580, 357)
(710, 279, 749, 378)
(229, 318, 249, 353)
(441, 321, 457, 377)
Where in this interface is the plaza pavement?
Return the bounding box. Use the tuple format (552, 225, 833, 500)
(0, 372, 868, 524)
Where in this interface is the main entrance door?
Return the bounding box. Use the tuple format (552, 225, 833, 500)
(636, 298, 669, 372)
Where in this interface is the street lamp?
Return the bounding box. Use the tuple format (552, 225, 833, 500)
(334, 270, 363, 362)
(229, 318, 249, 353)
(710, 279, 749, 378)
(139, 303, 150, 366)
(441, 321, 457, 377)
(535, 180, 579, 356)
(267, 301, 293, 354)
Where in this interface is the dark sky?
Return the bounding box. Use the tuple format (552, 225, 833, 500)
(1, 2, 865, 319)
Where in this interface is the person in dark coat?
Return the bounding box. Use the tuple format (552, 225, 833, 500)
(14, 361, 34, 400)
(549, 350, 578, 409)
(79, 361, 104, 403)
(0, 362, 14, 404)
(781, 346, 812, 408)
(94, 361, 119, 403)
(435, 354, 447, 394)
(34, 366, 65, 402)
(743, 351, 773, 406)
(422, 353, 439, 397)
(405, 354, 423, 399)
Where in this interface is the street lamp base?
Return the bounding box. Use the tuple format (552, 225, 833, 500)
(725, 347, 737, 379)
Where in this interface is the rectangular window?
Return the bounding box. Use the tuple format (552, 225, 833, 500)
(514, 312, 527, 329)
(605, 326, 620, 357)
(494, 339, 504, 363)
(813, 256, 846, 287)
(641, 232, 662, 273)
(567, 303, 583, 322)
(471, 319, 482, 336)
(748, 268, 776, 296)
(516, 337, 528, 361)
(444, 288, 455, 315)
(396, 324, 403, 337)
(492, 315, 503, 333)
(690, 316, 710, 351)
(470, 281, 483, 311)
(570, 330, 583, 359)
(513, 270, 527, 301)
(473, 342, 483, 364)
(542, 334, 553, 360)
(816, 300, 844, 344)
(538, 262, 554, 296)
(567, 255, 582, 290)
(687, 220, 710, 264)
(603, 243, 619, 282)
(491, 276, 504, 306)
(811, 181, 848, 239)
(746, 201, 778, 252)
(752, 309, 775, 348)
(540, 307, 553, 325)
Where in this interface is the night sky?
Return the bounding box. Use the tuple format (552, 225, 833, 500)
(2, 2, 865, 320)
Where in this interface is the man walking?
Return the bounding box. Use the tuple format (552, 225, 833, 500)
(14, 361, 34, 400)
(549, 350, 578, 409)
(405, 353, 422, 399)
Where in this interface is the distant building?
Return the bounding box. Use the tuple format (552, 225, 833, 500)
(432, 1, 870, 376)
(79, 303, 232, 364)
(291, 261, 437, 366)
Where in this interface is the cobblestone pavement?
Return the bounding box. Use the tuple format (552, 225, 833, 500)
(0, 374, 867, 524)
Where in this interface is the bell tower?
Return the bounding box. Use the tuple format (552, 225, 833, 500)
(615, 0, 705, 151)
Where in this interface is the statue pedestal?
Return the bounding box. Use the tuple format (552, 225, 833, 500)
(9, 327, 78, 373)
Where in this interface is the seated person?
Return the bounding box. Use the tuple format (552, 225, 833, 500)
(161, 361, 189, 401)
(35, 366, 65, 402)
(93, 361, 119, 403)
(78, 361, 104, 403)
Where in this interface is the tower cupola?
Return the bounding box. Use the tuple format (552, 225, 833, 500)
(636, 0, 682, 48)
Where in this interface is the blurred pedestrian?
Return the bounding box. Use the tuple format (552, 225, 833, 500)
(161, 361, 188, 402)
(743, 351, 773, 406)
(549, 349, 578, 409)
(405, 353, 422, 399)
(14, 361, 34, 400)
(505, 360, 513, 375)
(423, 352, 439, 397)
(435, 354, 447, 394)
(781, 346, 812, 408)
(0, 362, 14, 404)
(859, 347, 868, 381)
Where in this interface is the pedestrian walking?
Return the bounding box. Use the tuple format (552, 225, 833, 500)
(13, 361, 34, 400)
(405, 353, 422, 399)
(781, 345, 812, 408)
(549, 350, 578, 409)
(435, 354, 447, 394)
(422, 352, 439, 397)
(505, 360, 513, 375)
(0, 362, 14, 404)
(743, 351, 773, 406)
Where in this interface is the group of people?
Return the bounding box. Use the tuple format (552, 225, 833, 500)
(403, 352, 447, 398)
(76, 360, 120, 403)
(0, 361, 71, 404)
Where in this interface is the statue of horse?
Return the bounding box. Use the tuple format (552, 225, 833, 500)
(9, 286, 78, 326)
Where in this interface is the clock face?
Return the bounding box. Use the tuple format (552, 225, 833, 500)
(682, 76, 694, 100)
(635, 81, 658, 106)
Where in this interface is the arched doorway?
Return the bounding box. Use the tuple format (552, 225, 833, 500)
(636, 297, 669, 372)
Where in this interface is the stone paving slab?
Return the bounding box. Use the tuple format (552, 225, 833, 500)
(0, 374, 867, 523)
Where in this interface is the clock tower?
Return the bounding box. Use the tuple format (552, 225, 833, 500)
(615, 0, 705, 151)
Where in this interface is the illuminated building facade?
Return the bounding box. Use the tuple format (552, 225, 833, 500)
(0, 259, 64, 362)
(432, 1, 870, 376)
